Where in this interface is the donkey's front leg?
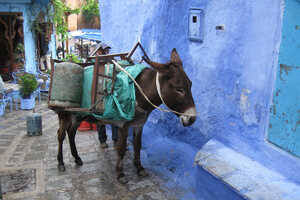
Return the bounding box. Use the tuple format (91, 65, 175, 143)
(115, 127, 129, 184)
(67, 120, 83, 166)
(133, 127, 148, 177)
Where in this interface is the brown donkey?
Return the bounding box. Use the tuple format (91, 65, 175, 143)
(55, 49, 196, 183)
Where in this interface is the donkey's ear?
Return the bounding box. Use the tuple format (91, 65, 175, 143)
(143, 56, 169, 73)
(171, 48, 182, 65)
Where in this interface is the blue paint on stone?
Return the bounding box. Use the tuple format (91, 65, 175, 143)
(100, 0, 300, 199)
(195, 165, 246, 200)
(0, 0, 55, 73)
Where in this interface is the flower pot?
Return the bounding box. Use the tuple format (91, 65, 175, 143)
(20, 97, 35, 110)
(77, 121, 92, 131)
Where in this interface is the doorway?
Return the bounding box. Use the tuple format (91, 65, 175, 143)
(0, 13, 24, 80)
(268, 0, 300, 157)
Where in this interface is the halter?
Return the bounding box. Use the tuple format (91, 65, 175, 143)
(156, 72, 171, 110)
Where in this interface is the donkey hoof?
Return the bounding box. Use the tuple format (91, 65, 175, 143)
(58, 164, 66, 172)
(138, 169, 149, 177)
(75, 158, 83, 166)
(117, 173, 128, 184)
(100, 142, 108, 149)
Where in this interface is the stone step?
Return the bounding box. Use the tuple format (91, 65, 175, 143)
(195, 139, 300, 200)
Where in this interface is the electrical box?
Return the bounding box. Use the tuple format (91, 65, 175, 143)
(188, 8, 204, 42)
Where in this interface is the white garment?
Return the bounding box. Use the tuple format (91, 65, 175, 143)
(40, 55, 51, 71)
(0, 76, 4, 93)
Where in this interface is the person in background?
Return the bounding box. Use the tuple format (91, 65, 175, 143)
(97, 124, 118, 148)
(56, 46, 63, 60)
(94, 43, 118, 148)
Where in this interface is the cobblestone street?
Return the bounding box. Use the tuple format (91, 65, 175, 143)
(0, 101, 178, 200)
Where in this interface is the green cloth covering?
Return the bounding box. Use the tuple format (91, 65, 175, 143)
(81, 61, 147, 121)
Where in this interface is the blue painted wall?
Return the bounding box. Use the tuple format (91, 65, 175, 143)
(268, 0, 300, 157)
(100, 0, 283, 199)
(0, 0, 55, 73)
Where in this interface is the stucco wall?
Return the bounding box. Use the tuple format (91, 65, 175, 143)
(100, 0, 282, 198)
(0, 0, 55, 73)
(100, 0, 281, 143)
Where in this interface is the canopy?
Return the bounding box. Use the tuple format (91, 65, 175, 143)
(69, 29, 102, 42)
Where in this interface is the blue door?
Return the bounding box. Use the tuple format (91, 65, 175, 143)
(268, 0, 300, 157)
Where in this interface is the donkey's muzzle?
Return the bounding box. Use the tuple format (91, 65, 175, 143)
(180, 107, 196, 127)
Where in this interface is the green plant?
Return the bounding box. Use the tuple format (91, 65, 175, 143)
(45, 69, 51, 75)
(63, 53, 83, 63)
(31, 20, 43, 34)
(14, 43, 25, 67)
(82, 0, 99, 22)
(19, 74, 38, 99)
(15, 43, 24, 54)
(50, 0, 80, 41)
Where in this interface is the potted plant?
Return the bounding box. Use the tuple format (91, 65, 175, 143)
(19, 73, 38, 110)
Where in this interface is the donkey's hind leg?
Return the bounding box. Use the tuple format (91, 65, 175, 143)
(115, 127, 129, 184)
(133, 127, 148, 177)
(57, 127, 66, 171)
(57, 113, 69, 172)
(67, 117, 83, 166)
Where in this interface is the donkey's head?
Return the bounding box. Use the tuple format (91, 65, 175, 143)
(144, 49, 196, 126)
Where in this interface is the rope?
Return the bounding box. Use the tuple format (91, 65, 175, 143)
(111, 60, 197, 117)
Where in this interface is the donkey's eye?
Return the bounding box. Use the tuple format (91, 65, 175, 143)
(176, 88, 185, 95)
